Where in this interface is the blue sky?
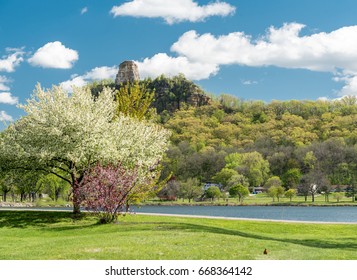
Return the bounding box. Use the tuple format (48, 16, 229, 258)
(1, 0, 357, 129)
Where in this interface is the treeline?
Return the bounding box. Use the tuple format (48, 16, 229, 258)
(153, 79, 357, 202)
(1, 171, 70, 204)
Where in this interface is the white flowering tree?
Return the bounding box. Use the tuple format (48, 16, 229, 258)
(0, 84, 170, 214)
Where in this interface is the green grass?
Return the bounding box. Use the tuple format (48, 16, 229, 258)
(148, 193, 356, 206)
(0, 210, 356, 260)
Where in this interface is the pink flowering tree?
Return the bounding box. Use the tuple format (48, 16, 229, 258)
(76, 162, 139, 223)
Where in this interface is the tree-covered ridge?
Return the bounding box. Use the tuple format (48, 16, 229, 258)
(89, 74, 211, 115)
(166, 95, 357, 148)
(159, 87, 357, 202)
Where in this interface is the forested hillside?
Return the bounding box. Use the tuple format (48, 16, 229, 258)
(153, 77, 357, 202)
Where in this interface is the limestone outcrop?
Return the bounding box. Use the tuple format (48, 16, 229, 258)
(115, 61, 140, 85)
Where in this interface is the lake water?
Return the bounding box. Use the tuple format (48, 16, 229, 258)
(131, 205, 357, 223)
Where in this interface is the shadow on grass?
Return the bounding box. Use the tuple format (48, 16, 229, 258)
(173, 222, 357, 250)
(1, 211, 356, 251)
(119, 221, 357, 251)
(0, 211, 92, 229)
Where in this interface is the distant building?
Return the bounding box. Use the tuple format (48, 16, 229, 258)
(252, 186, 266, 194)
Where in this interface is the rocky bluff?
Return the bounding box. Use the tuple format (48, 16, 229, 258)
(115, 61, 140, 85)
(115, 61, 211, 113)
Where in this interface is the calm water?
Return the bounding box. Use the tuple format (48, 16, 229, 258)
(131, 205, 357, 223)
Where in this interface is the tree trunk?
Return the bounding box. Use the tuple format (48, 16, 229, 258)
(72, 184, 81, 215)
(55, 188, 60, 201)
(73, 200, 81, 215)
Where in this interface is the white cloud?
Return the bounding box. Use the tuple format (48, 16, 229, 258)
(81, 7, 88, 15)
(60, 76, 87, 92)
(110, 0, 236, 24)
(28, 41, 79, 69)
(84, 66, 118, 80)
(60, 66, 118, 92)
(0, 84, 9, 91)
(168, 23, 357, 96)
(135, 53, 218, 80)
(334, 74, 357, 96)
(0, 92, 18, 105)
(0, 49, 24, 72)
(171, 24, 357, 72)
(0, 76, 11, 91)
(0, 111, 13, 122)
(242, 80, 258, 85)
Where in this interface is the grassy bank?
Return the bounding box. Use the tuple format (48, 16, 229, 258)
(144, 193, 357, 206)
(0, 211, 356, 260)
(1, 192, 355, 208)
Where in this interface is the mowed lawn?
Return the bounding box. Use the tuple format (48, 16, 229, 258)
(0, 210, 356, 260)
(147, 193, 356, 205)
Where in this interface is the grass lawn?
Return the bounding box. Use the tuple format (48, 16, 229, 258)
(0, 210, 356, 260)
(148, 193, 356, 206)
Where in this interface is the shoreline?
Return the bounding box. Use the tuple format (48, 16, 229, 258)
(1, 207, 356, 224)
(138, 202, 357, 207)
(134, 212, 357, 225)
(1, 201, 356, 208)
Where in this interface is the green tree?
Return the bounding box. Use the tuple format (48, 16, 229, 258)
(265, 176, 283, 189)
(37, 174, 70, 202)
(178, 178, 203, 203)
(303, 151, 317, 172)
(282, 168, 302, 189)
(12, 171, 41, 202)
(115, 81, 156, 121)
(205, 186, 221, 201)
(229, 184, 249, 203)
(0, 171, 15, 202)
(265, 176, 285, 201)
(333, 192, 344, 202)
(267, 186, 285, 202)
(284, 189, 297, 202)
(225, 152, 270, 187)
(227, 174, 250, 189)
(0, 84, 170, 214)
(213, 168, 238, 190)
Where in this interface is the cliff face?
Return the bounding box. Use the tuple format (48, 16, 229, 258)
(115, 61, 140, 85)
(187, 92, 211, 108)
(115, 61, 211, 113)
(148, 74, 211, 113)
